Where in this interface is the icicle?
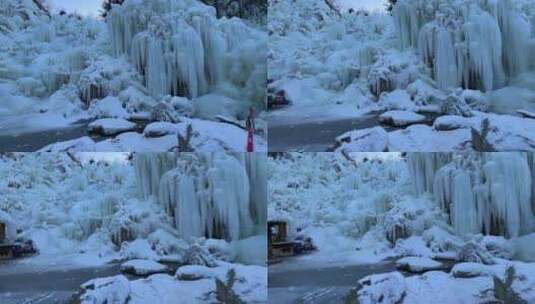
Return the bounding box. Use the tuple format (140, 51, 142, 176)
(412, 152, 535, 238)
(451, 171, 479, 235)
(408, 152, 452, 195)
(134, 153, 177, 199)
(245, 153, 268, 232)
(154, 153, 263, 242)
(394, 0, 533, 92)
(208, 154, 252, 240)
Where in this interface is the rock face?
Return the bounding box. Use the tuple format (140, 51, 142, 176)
(120, 259, 168, 276)
(379, 110, 426, 127)
(395, 256, 443, 273)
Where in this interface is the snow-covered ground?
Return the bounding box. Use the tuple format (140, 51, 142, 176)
(0, 152, 267, 303)
(268, 0, 535, 152)
(0, 0, 267, 152)
(268, 152, 535, 303)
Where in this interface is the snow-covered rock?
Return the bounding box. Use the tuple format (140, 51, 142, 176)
(396, 256, 443, 273)
(379, 110, 426, 127)
(120, 239, 160, 261)
(39, 136, 96, 152)
(517, 109, 535, 119)
(378, 90, 416, 111)
(120, 259, 168, 276)
(90, 96, 129, 119)
(433, 115, 477, 131)
(335, 126, 389, 152)
(451, 262, 504, 278)
(176, 265, 216, 281)
(80, 275, 131, 304)
(357, 272, 407, 304)
(143, 122, 183, 138)
(88, 118, 137, 136)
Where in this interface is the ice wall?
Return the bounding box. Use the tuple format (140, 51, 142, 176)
(107, 0, 266, 110)
(135, 153, 266, 241)
(394, 0, 533, 92)
(409, 153, 535, 238)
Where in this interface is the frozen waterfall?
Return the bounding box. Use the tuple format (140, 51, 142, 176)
(409, 153, 535, 238)
(135, 153, 266, 241)
(107, 0, 266, 108)
(134, 153, 177, 199)
(394, 0, 534, 92)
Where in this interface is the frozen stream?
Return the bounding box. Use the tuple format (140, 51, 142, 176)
(0, 260, 122, 304)
(268, 259, 398, 303)
(268, 115, 379, 152)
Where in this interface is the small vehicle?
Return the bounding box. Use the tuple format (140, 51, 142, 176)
(268, 221, 316, 262)
(292, 235, 316, 254)
(268, 90, 291, 110)
(0, 222, 38, 260)
(11, 239, 38, 257)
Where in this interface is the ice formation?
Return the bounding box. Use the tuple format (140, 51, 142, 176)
(135, 153, 266, 241)
(409, 153, 535, 238)
(394, 0, 534, 92)
(107, 0, 266, 110)
(134, 153, 177, 199)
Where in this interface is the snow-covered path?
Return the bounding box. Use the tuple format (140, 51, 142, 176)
(269, 260, 397, 303)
